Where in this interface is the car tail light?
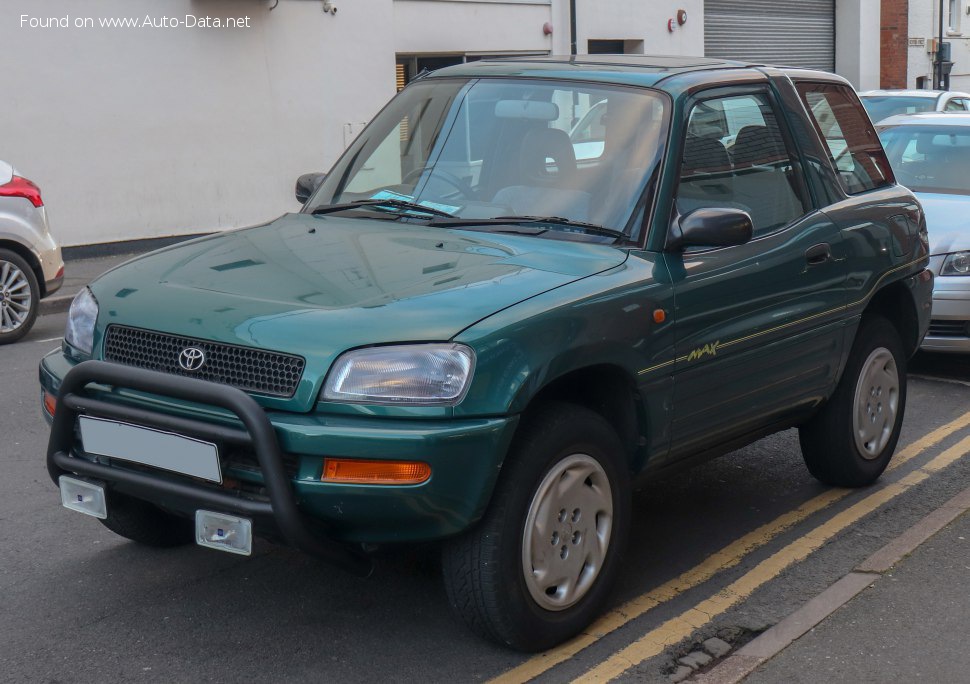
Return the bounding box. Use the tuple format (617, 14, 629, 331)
(322, 458, 431, 485)
(0, 176, 43, 207)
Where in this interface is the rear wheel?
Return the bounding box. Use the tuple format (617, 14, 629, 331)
(442, 402, 631, 651)
(0, 248, 39, 344)
(799, 315, 907, 487)
(99, 492, 194, 548)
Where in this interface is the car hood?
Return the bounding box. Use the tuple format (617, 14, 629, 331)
(914, 192, 970, 255)
(90, 213, 627, 409)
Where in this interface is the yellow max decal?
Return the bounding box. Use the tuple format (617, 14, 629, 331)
(686, 341, 720, 362)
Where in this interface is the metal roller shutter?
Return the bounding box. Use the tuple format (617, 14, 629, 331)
(705, 0, 835, 72)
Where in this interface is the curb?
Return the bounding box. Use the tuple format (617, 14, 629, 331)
(40, 295, 74, 316)
(691, 482, 970, 683)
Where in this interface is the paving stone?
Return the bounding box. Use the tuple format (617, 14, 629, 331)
(669, 665, 695, 683)
(678, 651, 713, 669)
(702, 637, 732, 658)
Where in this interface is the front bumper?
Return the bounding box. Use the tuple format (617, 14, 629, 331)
(922, 275, 970, 353)
(41, 355, 517, 566)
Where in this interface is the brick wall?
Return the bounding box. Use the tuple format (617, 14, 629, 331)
(881, 0, 909, 88)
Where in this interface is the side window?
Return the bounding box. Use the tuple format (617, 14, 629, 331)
(945, 98, 965, 112)
(796, 83, 893, 194)
(676, 92, 809, 238)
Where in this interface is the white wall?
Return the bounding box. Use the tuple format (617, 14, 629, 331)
(4, 0, 396, 247)
(577, 0, 704, 56)
(836, 0, 882, 90)
(394, 0, 554, 54)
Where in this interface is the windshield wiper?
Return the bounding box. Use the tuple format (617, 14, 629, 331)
(428, 215, 626, 239)
(310, 199, 456, 218)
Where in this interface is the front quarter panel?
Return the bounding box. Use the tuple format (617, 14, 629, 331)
(455, 251, 675, 468)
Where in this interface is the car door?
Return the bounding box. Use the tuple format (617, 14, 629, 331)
(664, 86, 849, 459)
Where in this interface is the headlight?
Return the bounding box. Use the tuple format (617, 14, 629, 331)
(322, 343, 475, 405)
(65, 287, 98, 354)
(941, 252, 970, 276)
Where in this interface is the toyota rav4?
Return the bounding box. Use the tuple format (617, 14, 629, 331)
(40, 56, 932, 651)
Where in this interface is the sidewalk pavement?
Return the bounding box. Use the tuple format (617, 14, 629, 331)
(693, 484, 970, 684)
(41, 250, 154, 315)
(743, 510, 970, 683)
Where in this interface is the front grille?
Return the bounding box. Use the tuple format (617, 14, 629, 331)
(103, 325, 306, 398)
(928, 320, 969, 338)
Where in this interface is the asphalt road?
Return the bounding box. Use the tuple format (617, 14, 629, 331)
(2, 313, 969, 683)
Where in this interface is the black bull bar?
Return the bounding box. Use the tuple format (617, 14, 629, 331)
(46, 360, 374, 577)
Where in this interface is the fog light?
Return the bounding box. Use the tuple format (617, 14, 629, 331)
(195, 510, 252, 556)
(42, 391, 57, 417)
(59, 476, 107, 519)
(322, 458, 431, 485)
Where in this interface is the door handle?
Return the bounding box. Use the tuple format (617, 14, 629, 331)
(805, 243, 832, 266)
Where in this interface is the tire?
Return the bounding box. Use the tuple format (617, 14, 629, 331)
(0, 248, 40, 345)
(98, 491, 194, 548)
(442, 402, 631, 651)
(799, 315, 907, 487)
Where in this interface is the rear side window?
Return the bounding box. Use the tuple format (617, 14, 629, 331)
(796, 83, 893, 194)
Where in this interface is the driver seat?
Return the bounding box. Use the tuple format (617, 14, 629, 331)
(492, 127, 591, 220)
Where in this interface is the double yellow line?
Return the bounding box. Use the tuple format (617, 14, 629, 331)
(490, 410, 970, 684)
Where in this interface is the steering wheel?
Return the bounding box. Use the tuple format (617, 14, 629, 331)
(402, 167, 474, 199)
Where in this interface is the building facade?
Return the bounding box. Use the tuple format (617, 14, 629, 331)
(3, 0, 879, 246)
(904, 0, 970, 90)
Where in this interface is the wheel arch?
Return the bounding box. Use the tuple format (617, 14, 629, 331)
(0, 238, 46, 297)
(862, 279, 920, 358)
(516, 363, 646, 472)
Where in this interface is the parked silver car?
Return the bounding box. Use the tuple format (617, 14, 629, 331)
(878, 112, 970, 352)
(860, 89, 970, 124)
(0, 160, 63, 343)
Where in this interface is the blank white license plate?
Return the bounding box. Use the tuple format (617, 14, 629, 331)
(78, 416, 222, 483)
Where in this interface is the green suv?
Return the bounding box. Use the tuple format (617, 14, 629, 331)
(40, 56, 932, 651)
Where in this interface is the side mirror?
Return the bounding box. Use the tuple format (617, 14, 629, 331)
(295, 173, 327, 204)
(673, 208, 753, 250)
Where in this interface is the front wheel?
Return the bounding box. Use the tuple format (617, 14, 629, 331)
(442, 402, 631, 651)
(799, 315, 907, 487)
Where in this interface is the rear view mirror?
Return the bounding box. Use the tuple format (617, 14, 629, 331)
(673, 208, 753, 250)
(295, 173, 327, 204)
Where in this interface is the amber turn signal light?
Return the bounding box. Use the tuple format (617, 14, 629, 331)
(322, 458, 431, 485)
(43, 391, 57, 417)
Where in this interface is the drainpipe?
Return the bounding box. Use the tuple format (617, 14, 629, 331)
(937, 0, 944, 89)
(570, 0, 577, 56)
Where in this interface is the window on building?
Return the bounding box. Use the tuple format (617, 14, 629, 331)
(587, 40, 644, 54)
(949, 0, 961, 33)
(676, 92, 809, 237)
(797, 83, 894, 194)
(588, 40, 625, 54)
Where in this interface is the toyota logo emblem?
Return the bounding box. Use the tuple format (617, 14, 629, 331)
(178, 347, 206, 372)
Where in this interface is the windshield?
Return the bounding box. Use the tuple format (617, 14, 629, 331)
(879, 124, 970, 195)
(861, 96, 935, 123)
(307, 78, 668, 239)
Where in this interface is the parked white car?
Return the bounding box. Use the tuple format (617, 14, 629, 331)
(877, 112, 970, 352)
(0, 160, 63, 343)
(860, 89, 970, 124)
